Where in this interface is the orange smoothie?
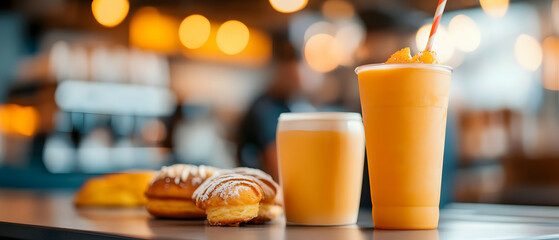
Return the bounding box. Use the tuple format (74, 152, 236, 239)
(356, 64, 451, 229)
(277, 113, 365, 225)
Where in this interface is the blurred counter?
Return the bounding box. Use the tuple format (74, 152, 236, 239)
(1, 189, 559, 240)
(0, 167, 95, 189)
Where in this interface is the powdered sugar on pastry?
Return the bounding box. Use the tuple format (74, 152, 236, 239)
(152, 164, 219, 185)
(221, 168, 279, 203)
(193, 174, 262, 203)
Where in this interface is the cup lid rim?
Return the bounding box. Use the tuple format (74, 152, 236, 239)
(355, 63, 453, 74)
(279, 112, 362, 121)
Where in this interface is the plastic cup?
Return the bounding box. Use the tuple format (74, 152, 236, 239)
(355, 63, 452, 229)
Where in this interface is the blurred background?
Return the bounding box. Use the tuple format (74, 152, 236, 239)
(0, 0, 557, 207)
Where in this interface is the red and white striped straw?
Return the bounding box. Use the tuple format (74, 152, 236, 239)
(425, 0, 447, 51)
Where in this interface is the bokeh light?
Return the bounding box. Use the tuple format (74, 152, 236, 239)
(15, 106, 39, 136)
(448, 15, 481, 52)
(322, 0, 355, 20)
(130, 7, 179, 53)
(0, 104, 17, 134)
(416, 24, 454, 63)
(515, 34, 542, 71)
(288, 13, 323, 50)
(269, 0, 308, 13)
(333, 21, 365, 66)
(0, 104, 39, 136)
(446, 50, 464, 68)
(216, 20, 250, 55)
(91, 0, 129, 27)
(543, 36, 559, 91)
(480, 0, 509, 18)
(304, 33, 341, 73)
(304, 21, 334, 42)
(179, 14, 211, 49)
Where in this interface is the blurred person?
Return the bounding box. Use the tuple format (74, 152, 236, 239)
(237, 36, 315, 180)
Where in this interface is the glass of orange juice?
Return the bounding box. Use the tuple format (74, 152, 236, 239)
(355, 63, 452, 229)
(277, 112, 365, 225)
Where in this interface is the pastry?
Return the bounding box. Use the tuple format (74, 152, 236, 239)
(223, 167, 283, 223)
(145, 164, 219, 219)
(193, 173, 264, 226)
(74, 171, 154, 207)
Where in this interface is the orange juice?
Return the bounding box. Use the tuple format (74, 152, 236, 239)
(277, 113, 365, 225)
(355, 64, 452, 229)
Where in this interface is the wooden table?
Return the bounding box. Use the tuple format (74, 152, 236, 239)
(1, 189, 559, 240)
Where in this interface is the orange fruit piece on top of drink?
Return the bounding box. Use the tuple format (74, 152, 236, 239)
(385, 47, 412, 63)
(411, 51, 439, 64)
(385, 47, 441, 64)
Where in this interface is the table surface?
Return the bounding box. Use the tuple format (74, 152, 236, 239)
(1, 189, 559, 240)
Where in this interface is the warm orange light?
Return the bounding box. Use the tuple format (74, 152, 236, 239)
(0, 104, 17, 133)
(130, 7, 179, 53)
(216, 20, 250, 55)
(515, 34, 542, 71)
(304, 33, 341, 73)
(179, 14, 211, 49)
(181, 23, 271, 66)
(322, 0, 355, 20)
(269, 0, 308, 13)
(14, 107, 39, 136)
(0, 104, 39, 136)
(91, 0, 129, 27)
(542, 37, 559, 90)
(480, 0, 509, 18)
